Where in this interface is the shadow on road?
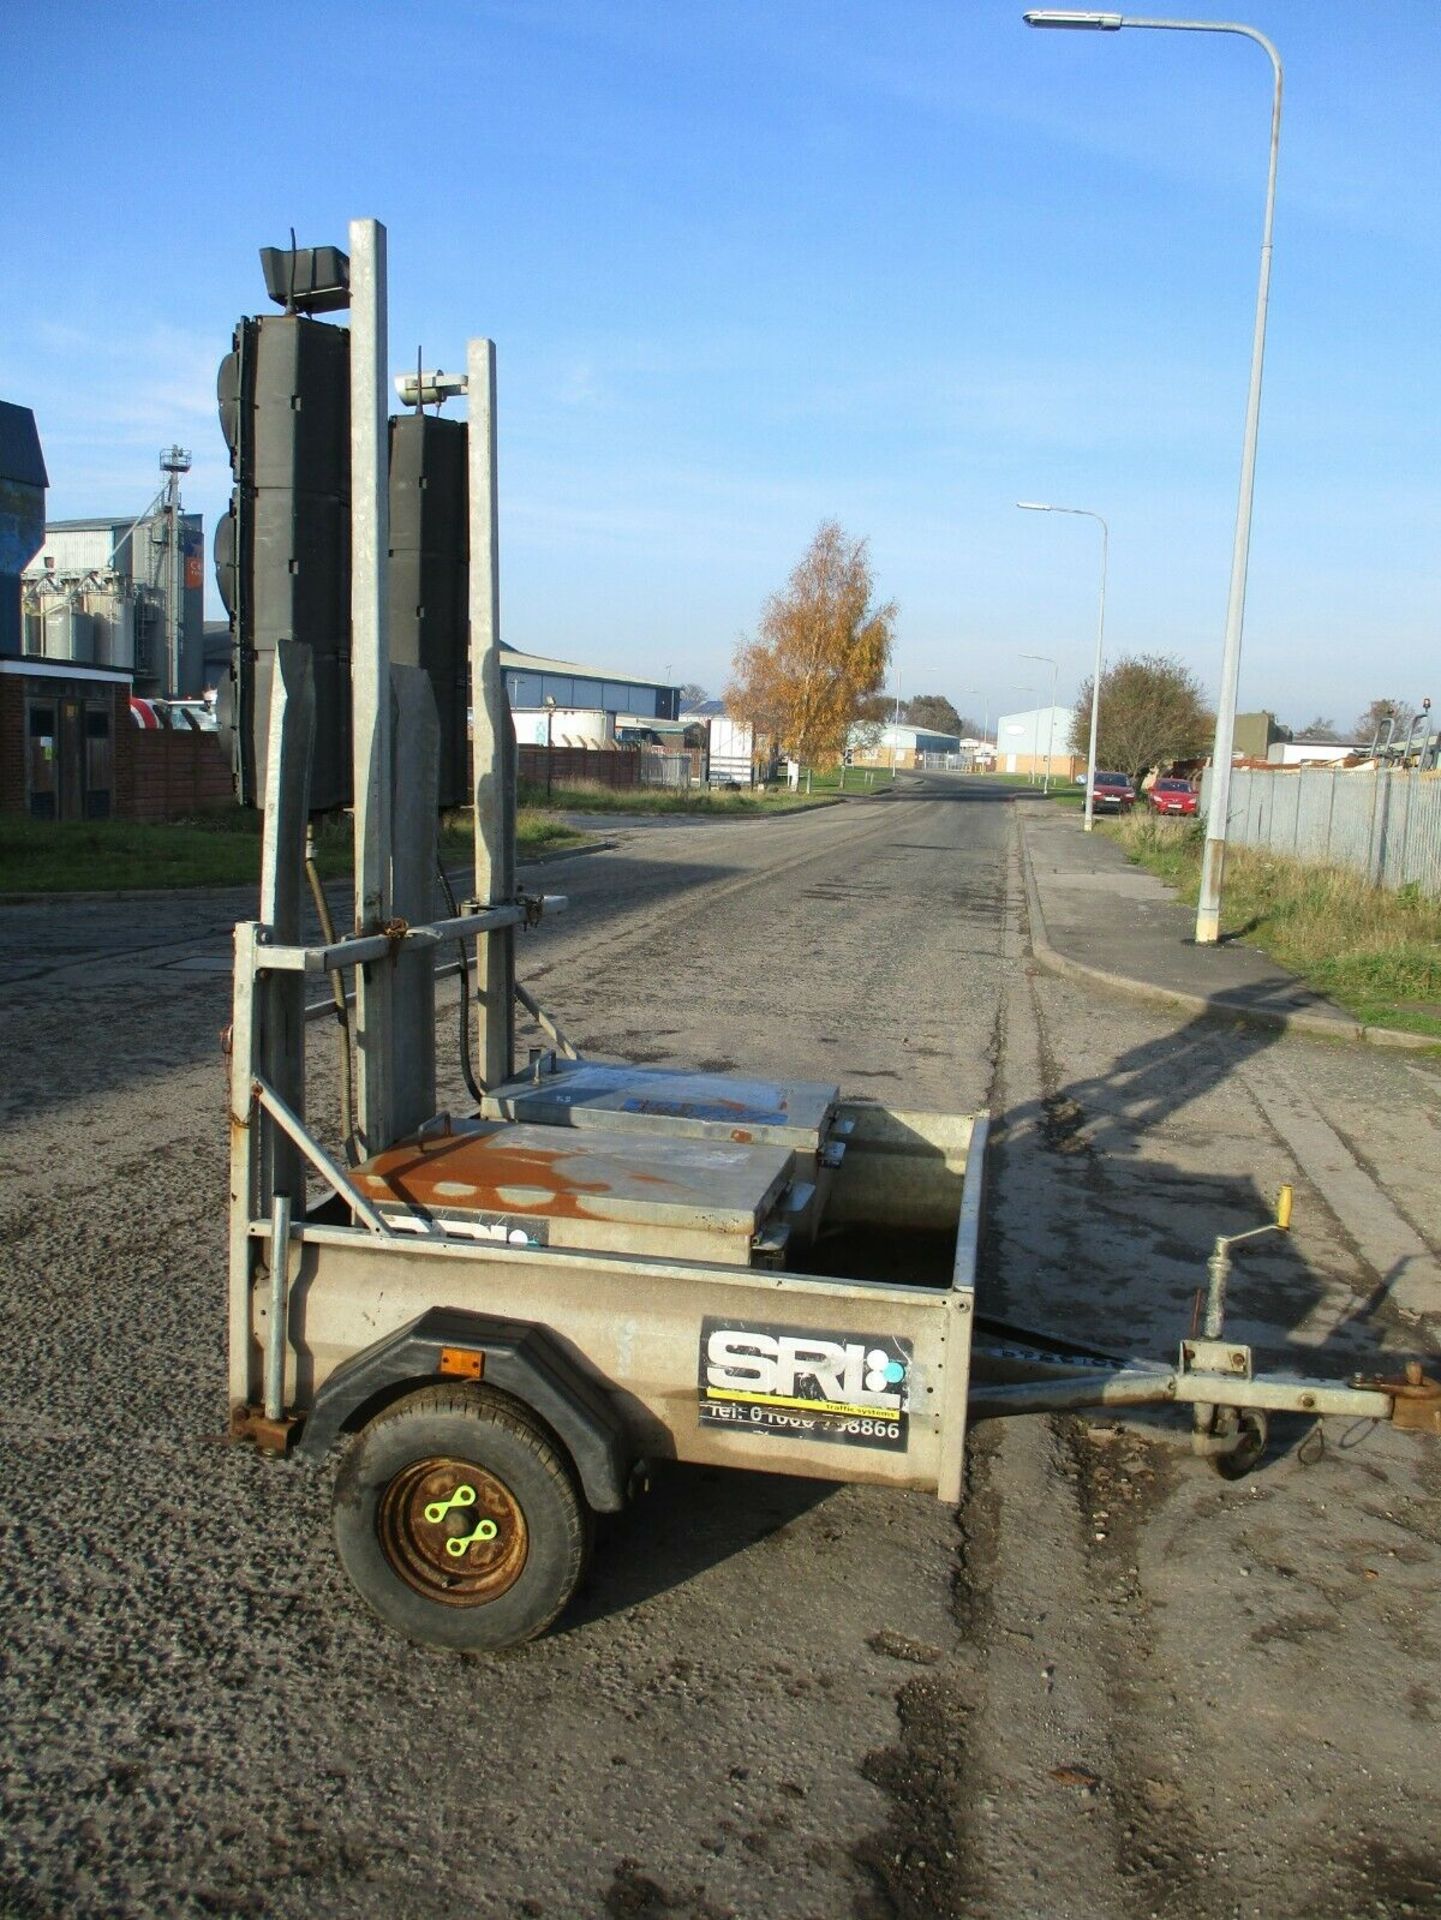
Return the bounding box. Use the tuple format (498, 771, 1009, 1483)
(560, 1462, 836, 1633)
(992, 1006, 1408, 1406)
(0, 850, 748, 1128)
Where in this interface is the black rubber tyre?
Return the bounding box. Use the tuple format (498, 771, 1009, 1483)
(1212, 1405, 1269, 1481)
(332, 1383, 590, 1652)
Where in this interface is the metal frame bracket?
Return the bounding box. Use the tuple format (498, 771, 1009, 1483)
(1180, 1339, 1252, 1381)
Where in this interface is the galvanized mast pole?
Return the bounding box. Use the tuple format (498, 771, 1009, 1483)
(1194, 22, 1282, 943)
(468, 337, 515, 1089)
(349, 217, 394, 1150)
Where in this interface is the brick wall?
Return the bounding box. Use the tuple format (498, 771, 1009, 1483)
(0, 674, 24, 815)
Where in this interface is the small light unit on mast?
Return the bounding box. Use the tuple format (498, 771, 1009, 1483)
(1022, 10, 1123, 25)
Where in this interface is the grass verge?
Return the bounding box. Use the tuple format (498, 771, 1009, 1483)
(804, 767, 896, 797)
(1102, 814, 1441, 1040)
(0, 807, 590, 894)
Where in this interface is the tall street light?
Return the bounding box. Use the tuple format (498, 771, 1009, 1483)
(1009, 686, 1038, 783)
(1017, 502, 1109, 830)
(1020, 653, 1059, 792)
(1023, 9, 1283, 942)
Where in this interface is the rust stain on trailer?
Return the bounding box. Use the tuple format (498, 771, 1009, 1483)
(350, 1121, 795, 1241)
(359, 1135, 606, 1221)
(354, 1129, 708, 1223)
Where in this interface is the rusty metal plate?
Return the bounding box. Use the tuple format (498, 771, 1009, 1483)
(1353, 1362, 1441, 1436)
(480, 1061, 839, 1149)
(353, 1120, 795, 1240)
(229, 1405, 301, 1454)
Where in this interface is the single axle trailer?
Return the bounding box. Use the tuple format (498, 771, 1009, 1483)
(225, 222, 1440, 1654)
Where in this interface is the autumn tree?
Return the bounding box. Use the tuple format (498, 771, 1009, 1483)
(903, 693, 967, 736)
(1069, 653, 1211, 790)
(725, 521, 895, 764)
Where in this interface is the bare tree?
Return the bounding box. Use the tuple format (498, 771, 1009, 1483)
(1354, 698, 1415, 745)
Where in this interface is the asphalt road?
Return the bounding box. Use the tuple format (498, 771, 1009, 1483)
(1, 779, 1438, 1920)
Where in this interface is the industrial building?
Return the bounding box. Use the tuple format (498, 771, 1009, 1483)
(993, 704, 1080, 780)
(2, 413, 242, 822)
(848, 721, 963, 770)
(502, 647, 679, 748)
(20, 447, 205, 701)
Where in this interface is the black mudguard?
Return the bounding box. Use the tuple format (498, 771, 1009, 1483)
(294, 1307, 631, 1512)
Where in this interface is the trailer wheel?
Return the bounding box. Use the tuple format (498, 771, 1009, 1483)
(332, 1384, 589, 1652)
(1211, 1406, 1269, 1481)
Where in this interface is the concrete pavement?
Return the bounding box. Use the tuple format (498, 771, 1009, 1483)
(1016, 800, 1435, 1050)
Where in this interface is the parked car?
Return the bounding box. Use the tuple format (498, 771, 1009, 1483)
(153, 698, 219, 733)
(1090, 770, 1135, 812)
(1148, 778, 1198, 817)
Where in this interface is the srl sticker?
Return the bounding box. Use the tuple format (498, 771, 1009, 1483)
(697, 1316, 911, 1451)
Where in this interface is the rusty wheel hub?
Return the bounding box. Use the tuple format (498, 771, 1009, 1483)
(378, 1456, 528, 1606)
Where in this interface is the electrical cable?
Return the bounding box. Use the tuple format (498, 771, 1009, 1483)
(304, 836, 358, 1161)
(438, 858, 485, 1107)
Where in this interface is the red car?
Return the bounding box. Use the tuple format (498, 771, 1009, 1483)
(1148, 778, 1199, 817)
(1090, 770, 1135, 812)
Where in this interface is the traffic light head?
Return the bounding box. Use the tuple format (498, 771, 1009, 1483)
(215, 313, 352, 810)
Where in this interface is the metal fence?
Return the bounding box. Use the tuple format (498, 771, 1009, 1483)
(640, 749, 700, 789)
(1201, 766, 1441, 893)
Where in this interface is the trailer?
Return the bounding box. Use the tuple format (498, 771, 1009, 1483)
(704, 715, 755, 788)
(226, 222, 1441, 1654)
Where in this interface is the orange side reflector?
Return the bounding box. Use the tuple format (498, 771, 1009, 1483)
(438, 1346, 485, 1380)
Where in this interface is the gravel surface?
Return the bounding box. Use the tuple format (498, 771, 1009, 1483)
(2, 777, 1438, 1919)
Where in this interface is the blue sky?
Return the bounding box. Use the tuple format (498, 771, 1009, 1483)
(3, 0, 1436, 736)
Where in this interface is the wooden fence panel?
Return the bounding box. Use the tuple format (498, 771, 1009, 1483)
(117, 729, 236, 822)
(515, 744, 641, 791)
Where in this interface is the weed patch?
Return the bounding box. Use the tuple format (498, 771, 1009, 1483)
(1102, 816, 1441, 1039)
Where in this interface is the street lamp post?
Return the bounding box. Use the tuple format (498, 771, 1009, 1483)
(544, 693, 557, 799)
(1022, 9, 1283, 940)
(957, 688, 989, 771)
(1017, 503, 1109, 829)
(1009, 685, 1038, 784)
(1020, 653, 1059, 793)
